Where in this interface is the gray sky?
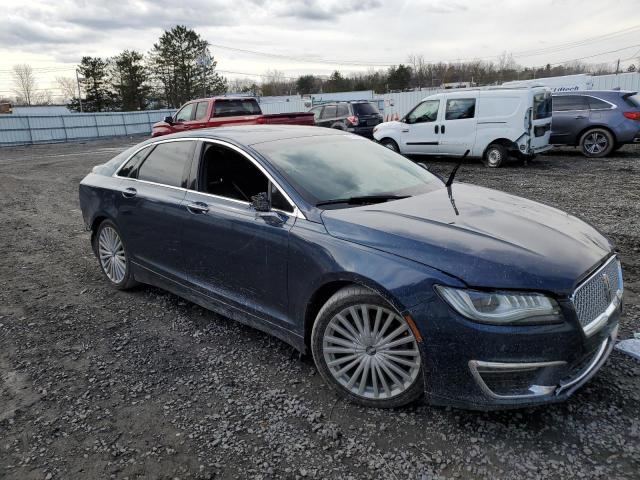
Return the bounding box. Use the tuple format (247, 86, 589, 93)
(1, 0, 639, 98)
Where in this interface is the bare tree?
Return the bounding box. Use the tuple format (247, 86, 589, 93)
(34, 89, 53, 105)
(56, 76, 77, 102)
(12, 64, 37, 106)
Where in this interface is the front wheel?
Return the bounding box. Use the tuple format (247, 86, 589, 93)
(380, 138, 400, 153)
(311, 286, 423, 408)
(580, 128, 614, 158)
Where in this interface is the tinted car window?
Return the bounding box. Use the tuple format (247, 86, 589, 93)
(117, 146, 152, 178)
(200, 143, 268, 202)
(533, 91, 552, 119)
(309, 107, 323, 120)
(587, 97, 612, 110)
(352, 102, 379, 115)
(270, 183, 293, 213)
(336, 104, 349, 117)
(213, 99, 261, 117)
(254, 136, 439, 207)
(623, 93, 640, 108)
(552, 95, 588, 112)
(445, 99, 476, 120)
(137, 141, 194, 187)
(321, 105, 337, 119)
(406, 100, 439, 123)
(194, 101, 209, 120)
(175, 103, 194, 122)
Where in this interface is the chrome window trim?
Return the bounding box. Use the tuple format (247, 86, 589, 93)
(112, 137, 306, 220)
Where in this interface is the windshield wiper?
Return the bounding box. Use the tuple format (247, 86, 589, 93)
(316, 195, 409, 207)
(445, 149, 470, 216)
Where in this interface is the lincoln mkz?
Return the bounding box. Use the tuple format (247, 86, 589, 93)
(79, 126, 623, 409)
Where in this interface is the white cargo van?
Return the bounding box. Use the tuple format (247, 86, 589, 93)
(373, 86, 553, 167)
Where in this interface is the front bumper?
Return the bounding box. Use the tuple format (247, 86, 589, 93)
(410, 294, 621, 410)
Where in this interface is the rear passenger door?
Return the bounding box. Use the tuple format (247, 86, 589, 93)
(551, 95, 589, 144)
(439, 97, 477, 155)
(115, 140, 196, 282)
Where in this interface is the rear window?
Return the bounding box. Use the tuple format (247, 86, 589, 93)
(213, 99, 261, 117)
(137, 141, 194, 187)
(352, 102, 379, 115)
(445, 98, 476, 120)
(533, 91, 552, 119)
(623, 93, 640, 108)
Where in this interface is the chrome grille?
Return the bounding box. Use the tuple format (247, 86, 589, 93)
(572, 257, 623, 333)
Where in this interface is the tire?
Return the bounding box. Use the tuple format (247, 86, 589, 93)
(380, 138, 400, 153)
(483, 143, 508, 168)
(579, 128, 614, 158)
(94, 220, 138, 290)
(311, 286, 424, 408)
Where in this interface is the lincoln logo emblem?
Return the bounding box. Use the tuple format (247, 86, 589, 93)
(602, 273, 613, 303)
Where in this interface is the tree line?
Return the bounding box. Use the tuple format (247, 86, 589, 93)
(6, 25, 638, 110)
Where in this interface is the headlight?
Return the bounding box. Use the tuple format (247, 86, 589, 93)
(373, 126, 379, 133)
(435, 286, 561, 324)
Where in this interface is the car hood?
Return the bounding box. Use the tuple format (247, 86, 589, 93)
(320, 183, 613, 295)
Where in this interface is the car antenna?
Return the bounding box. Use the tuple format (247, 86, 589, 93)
(445, 150, 470, 216)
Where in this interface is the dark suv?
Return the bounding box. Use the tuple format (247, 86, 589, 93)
(309, 101, 383, 137)
(551, 90, 640, 157)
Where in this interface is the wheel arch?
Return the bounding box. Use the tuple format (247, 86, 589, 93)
(483, 138, 516, 155)
(303, 275, 405, 351)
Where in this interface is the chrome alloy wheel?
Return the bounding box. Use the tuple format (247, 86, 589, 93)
(322, 304, 421, 400)
(584, 132, 608, 155)
(98, 226, 127, 284)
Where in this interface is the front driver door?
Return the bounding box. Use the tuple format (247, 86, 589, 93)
(181, 141, 296, 327)
(400, 99, 441, 155)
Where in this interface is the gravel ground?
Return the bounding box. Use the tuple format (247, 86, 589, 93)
(0, 136, 639, 480)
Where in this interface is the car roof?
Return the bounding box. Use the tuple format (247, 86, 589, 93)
(149, 125, 350, 146)
(553, 90, 636, 96)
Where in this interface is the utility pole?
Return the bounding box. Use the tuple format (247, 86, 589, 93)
(615, 59, 620, 74)
(75, 69, 83, 113)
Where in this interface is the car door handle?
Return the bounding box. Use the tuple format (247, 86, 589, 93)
(574, 115, 587, 119)
(441, 125, 445, 134)
(435, 125, 439, 134)
(122, 187, 137, 198)
(186, 202, 209, 214)
(401, 129, 409, 132)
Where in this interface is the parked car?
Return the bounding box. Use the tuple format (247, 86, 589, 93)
(550, 90, 640, 157)
(80, 125, 622, 410)
(151, 97, 315, 137)
(373, 86, 553, 167)
(308, 101, 383, 137)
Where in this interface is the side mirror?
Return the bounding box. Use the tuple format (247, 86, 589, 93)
(251, 192, 271, 212)
(163, 116, 174, 124)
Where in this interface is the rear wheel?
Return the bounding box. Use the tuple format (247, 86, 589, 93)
(94, 220, 138, 290)
(483, 143, 508, 168)
(380, 138, 400, 153)
(580, 128, 614, 158)
(311, 286, 423, 408)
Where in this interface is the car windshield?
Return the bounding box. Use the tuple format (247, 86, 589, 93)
(352, 103, 379, 115)
(253, 135, 439, 207)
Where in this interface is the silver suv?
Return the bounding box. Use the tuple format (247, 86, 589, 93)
(550, 90, 640, 157)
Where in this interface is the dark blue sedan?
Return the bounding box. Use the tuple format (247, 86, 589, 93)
(79, 126, 623, 409)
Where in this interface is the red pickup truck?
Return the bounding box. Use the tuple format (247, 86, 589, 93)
(151, 97, 315, 137)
